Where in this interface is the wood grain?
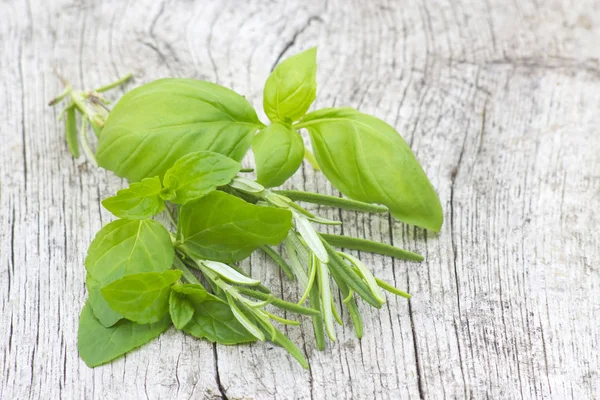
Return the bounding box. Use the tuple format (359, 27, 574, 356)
(1, 0, 598, 398)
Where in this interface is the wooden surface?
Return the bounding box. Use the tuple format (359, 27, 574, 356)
(1, 0, 599, 398)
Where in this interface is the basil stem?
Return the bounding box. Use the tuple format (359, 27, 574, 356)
(275, 190, 388, 214)
(320, 233, 424, 262)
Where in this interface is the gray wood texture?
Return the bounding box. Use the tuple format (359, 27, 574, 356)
(1, 0, 599, 398)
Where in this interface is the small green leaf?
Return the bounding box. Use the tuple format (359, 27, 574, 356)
(85, 219, 174, 286)
(263, 47, 317, 123)
(182, 294, 256, 345)
(161, 151, 241, 204)
(102, 177, 165, 219)
(97, 78, 263, 182)
(65, 106, 80, 158)
(172, 283, 209, 299)
(169, 290, 195, 329)
(169, 283, 210, 330)
(101, 270, 182, 324)
(86, 275, 123, 327)
(253, 123, 304, 187)
(78, 301, 171, 367)
(177, 191, 292, 263)
(299, 108, 443, 231)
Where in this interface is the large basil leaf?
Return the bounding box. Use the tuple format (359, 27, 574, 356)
(78, 301, 171, 367)
(263, 48, 317, 123)
(182, 294, 255, 345)
(177, 191, 292, 263)
(300, 108, 443, 231)
(97, 78, 263, 182)
(102, 176, 165, 219)
(101, 270, 182, 324)
(161, 151, 241, 204)
(252, 123, 304, 187)
(85, 219, 174, 285)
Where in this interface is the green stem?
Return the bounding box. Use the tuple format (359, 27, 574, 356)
(309, 281, 325, 350)
(320, 233, 424, 262)
(328, 262, 364, 338)
(303, 148, 320, 171)
(173, 257, 202, 284)
(260, 245, 294, 280)
(322, 239, 383, 308)
(95, 73, 133, 93)
(79, 116, 97, 167)
(275, 190, 388, 214)
(375, 278, 411, 299)
(236, 287, 320, 316)
(164, 206, 178, 228)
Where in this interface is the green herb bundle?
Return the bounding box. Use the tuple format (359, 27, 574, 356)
(50, 48, 443, 368)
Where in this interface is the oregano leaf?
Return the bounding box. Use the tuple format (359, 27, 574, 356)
(101, 270, 182, 324)
(78, 301, 171, 368)
(177, 191, 292, 263)
(161, 151, 241, 204)
(169, 290, 195, 330)
(182, 294, 256, 345)
(86, 274, 123, 327)
(102, 176, 165, 219)
(85, 219, 174, 286)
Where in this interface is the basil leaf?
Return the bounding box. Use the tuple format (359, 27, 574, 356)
(78, 301, 171, 367)
(263, 47, 317, 123)
(182, 294, 256, 345)
(169, 290, 195, 330)
(101, 270, 182, 324)
(86, 275, 123, 327)
(300, 108, 444, 231)
(102, 176, 165, 219)
(177, 191, 292, 263)
(85, 219, 174, 286)
(161, 151, 241, 204)
(97, 78, 263, 182)
(252, 123, 304, 187)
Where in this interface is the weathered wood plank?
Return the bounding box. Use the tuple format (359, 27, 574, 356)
(1, 0, 598, 399)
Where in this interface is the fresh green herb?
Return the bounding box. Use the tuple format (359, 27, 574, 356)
(50, 47, 442, 370)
